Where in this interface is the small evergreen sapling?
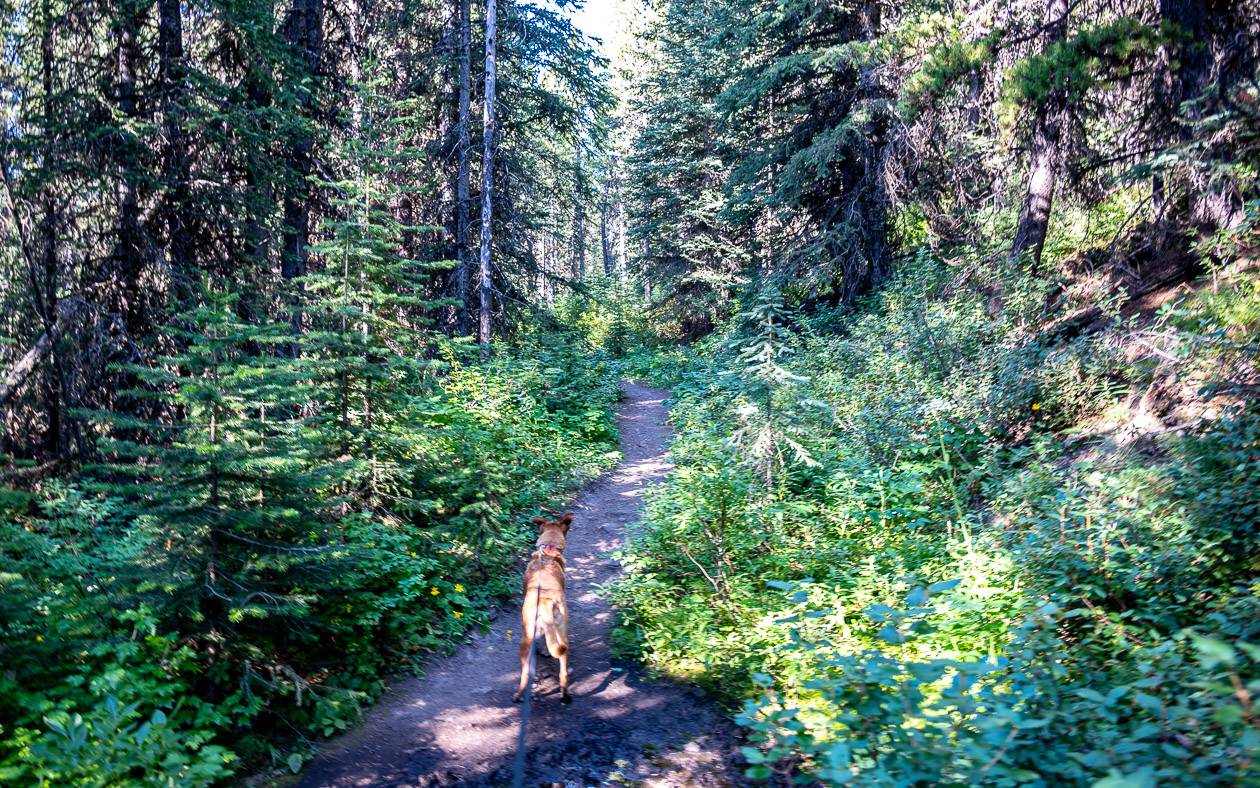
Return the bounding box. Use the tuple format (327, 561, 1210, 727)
(728, 285, 819, 489)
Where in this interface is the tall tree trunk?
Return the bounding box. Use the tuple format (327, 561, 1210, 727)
(600, 164, 613, 277)
(159, 0, 194, 304)
(240, 3, 275, 324)
(963, 0, 988, 130)
(1008, 0, 1069, 273)
(112, 0, 146, 336)
(455, 0, 472, 335)
(477, 0, 497, 348)
(572, 148, 585, 282)
(434, 10, 457, 332)
(282, 0, 324, 338)
(600, 202, 611, 277)
(38, 0, 64, 457)
(542, 234, 554, 305)
(641, 236, 651, 302)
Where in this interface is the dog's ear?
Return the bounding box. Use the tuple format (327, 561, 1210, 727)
(560, 512, 574, 532)
(531, 516, 547, 527)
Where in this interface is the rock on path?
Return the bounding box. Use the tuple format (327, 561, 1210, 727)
(297, 382, 747, 787)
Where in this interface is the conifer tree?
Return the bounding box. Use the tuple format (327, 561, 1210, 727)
(95, 288, 330, 667)
(304, 58, 441, 511)
(729, 285, 816, 489)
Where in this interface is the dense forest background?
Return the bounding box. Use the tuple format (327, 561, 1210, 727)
(2, 0, 1259, 783)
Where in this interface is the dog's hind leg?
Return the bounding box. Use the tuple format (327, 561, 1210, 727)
(558, 648, 570, 703)
(550, 601, 571, 703)
(514, 637, 532, 703)
(513, 606, 534, 703)
(538, 601, 559, 659)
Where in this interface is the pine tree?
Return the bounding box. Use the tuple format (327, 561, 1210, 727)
(92, 288, 330, 674)
(728, 285, 817, 489)
(625, 0, 747, 336)
(303, 57, 442, 513)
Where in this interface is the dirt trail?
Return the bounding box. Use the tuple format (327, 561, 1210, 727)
(298, 382, 746, 787)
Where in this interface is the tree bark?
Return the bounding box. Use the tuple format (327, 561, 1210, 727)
(1, 327, 58, 407)
(435, 12, 456, 331)
(159, 0, 194, 304)
(281, 0, 324, 337)
(1008, 0, 1069, 273)
(600, 163, 613, 277)
(240, 3, 275, 324)
(641, 236, 651, 302)
(572, 147, 585, 282)
(112, 0, 146, 336)
(600, 202, 611, 277)
(456, 0, 472, 335)
(37, 0, 65, 457)
(478, 0, 497, 349)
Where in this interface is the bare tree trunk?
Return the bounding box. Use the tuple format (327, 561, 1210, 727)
(240, 2, 275, 323)
(542, 233, 554, 305)
(282, 0, 324, 338)
(600, 164, 613, 277)
(159, 0, 194, 304)
(38, 0, 63, 456)
(963, 0, 989, 130)
(478, 0, 497, 349)
(456, 0, 472, 335)
(38, 5, 55, 328)
(600, 204, 611, 277)
(1008, 0, 1068, 273)
(112, 0, 146, 336)
(641, 236, 651, 302)
(572, 147, 585, 282)
(436, 14, 455, 331)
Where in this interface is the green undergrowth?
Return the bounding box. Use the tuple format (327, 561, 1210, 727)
(0, 330, 620, 785)
(613, 252, 1260, 785)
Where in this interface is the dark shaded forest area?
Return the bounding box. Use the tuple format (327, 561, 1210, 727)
(2, 0, 1259, 783)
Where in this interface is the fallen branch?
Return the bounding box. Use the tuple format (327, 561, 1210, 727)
(0, 329, 56, 406)
(0, 296, 84, 406)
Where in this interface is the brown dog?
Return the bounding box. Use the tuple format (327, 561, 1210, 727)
(514, 512, 573, 704)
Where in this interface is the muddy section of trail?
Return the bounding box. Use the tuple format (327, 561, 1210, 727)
(297, 382, 747, 787)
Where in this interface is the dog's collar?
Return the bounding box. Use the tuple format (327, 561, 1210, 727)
(538, 543, 564, 558)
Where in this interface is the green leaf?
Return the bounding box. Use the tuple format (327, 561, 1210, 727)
(740, 747, 766, 764)
(1190, 634, 1237, 668)
(1133, 692, 1163, 714)
(878, 624, 904, 645)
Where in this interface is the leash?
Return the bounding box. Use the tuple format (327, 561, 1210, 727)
(511, 545, 545, 788)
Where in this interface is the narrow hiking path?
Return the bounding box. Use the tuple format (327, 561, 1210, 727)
(297, 382, 746, 787)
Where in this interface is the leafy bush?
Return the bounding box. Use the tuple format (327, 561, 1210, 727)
(615, 256, 1260, 784)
